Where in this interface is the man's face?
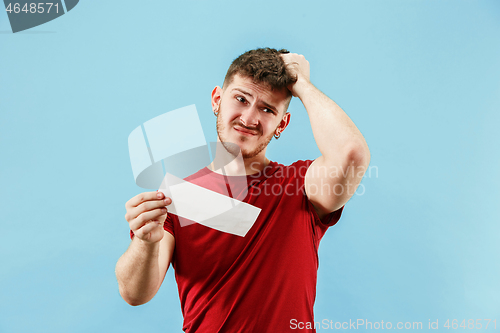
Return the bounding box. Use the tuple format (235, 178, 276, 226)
(213, 74, 291, 159)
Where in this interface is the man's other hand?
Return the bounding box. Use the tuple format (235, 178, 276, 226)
(125, 191, 171, 243)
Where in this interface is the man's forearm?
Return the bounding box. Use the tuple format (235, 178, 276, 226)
(295, 80, 369, 163)
(115, 237, 162, 306)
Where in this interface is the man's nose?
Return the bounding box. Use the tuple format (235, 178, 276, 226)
(239, 105, 259, 128)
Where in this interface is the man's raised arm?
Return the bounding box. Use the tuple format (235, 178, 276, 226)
(281, 53, 371, 219)
(115, 191, 174, 306)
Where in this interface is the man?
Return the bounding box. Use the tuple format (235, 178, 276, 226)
(116, 48, 370, 332)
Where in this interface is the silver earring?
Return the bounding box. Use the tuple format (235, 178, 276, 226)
(274, 131, 281, 139)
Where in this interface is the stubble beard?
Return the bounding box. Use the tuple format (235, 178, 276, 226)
(216, 111, 275, 159)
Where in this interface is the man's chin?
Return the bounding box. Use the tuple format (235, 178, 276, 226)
(218, 131, 272, 160)
(220, 141, 254, 159)
(241, 141, 270, 159)
(219, 141, 241, 157)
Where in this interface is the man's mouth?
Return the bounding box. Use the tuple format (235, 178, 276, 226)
(233, 125, 258, 136)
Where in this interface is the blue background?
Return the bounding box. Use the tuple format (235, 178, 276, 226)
(1, 1, 499, 332)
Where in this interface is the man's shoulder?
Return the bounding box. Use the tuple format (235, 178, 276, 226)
(261, 159, 314, 180)
(183, 166, 211, 182)
(272, 159, 313, 168)
(274, 160, 314, 171)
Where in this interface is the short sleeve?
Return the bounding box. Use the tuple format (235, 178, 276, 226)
(283, 159, 343, 237)
(308, 200, 344, 227)
(163, 212, 175, 236)
(290, 159, 344, 227)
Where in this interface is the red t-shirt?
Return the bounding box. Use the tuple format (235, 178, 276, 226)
(132, 160, 343, 332)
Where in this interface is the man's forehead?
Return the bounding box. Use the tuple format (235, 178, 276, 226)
(224, 74, 289, 104)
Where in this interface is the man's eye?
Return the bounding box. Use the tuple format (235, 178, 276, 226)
(263, 108, 274, 114)
(236, 96, 246, 103)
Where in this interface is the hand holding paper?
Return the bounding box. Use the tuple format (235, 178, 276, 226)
(125, 191, 171, 243)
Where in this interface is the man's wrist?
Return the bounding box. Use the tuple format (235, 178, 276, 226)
(293, 79, 313, 99)
(133, 234, 161, 252)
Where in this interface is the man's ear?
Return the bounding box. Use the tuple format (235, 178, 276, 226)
(211, 86, 223, 111)
(278, 112, 291, 133)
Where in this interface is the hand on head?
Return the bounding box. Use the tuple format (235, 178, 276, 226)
(280, 53, 311, 97)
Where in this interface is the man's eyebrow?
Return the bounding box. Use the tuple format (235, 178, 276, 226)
(231, 88, 253, 98)
(231, 88, 278, 112)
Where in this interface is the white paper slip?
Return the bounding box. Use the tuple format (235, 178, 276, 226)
(159, 172, 261, 237)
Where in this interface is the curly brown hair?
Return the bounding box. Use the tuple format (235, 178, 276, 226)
(223, 48, 297, 98)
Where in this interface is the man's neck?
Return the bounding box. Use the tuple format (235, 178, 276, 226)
(242, 155, 270, 175)
(209, 144, 270, 176)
